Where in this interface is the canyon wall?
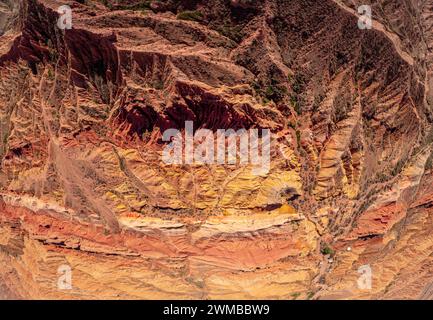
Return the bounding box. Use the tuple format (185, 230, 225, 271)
(1, 0, 433, 299)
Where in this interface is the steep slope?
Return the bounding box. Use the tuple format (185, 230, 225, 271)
(0, 0, 433, 299)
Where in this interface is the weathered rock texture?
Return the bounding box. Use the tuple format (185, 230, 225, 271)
(1, 0, 433, 299)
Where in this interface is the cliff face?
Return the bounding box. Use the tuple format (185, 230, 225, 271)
(1, 0, 433, 299)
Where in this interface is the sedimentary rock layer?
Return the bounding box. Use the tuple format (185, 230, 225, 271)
(1, 0, 433, 299)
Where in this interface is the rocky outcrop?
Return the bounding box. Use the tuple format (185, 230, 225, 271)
(1, 0, 433, 299)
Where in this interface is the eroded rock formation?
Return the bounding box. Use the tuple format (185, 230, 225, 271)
(1, 0, 433, 299)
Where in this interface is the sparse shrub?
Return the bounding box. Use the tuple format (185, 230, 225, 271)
(376, 172, 388, 183)
(265, 86, 275, 99)
(291, 292, 301, 300)
(49, 49, 59, 62)
(295, 129, 301, 147)
(47, 68, 54, 80)
(321, 244, 334, 256)
(177, 10, 204, 22)
(291, 94, 301, 114)
(288, 121, 296, 129)
(251, 80, 261, 92)
(333, 101, 350, 123)
(100, 0, 112, 9)
(291, 73, 306, 94)
(264, 85, 287, 102)
(392, 158, 406, 176)
(153, 80, 164, 90)
(217, 25, 243, 42)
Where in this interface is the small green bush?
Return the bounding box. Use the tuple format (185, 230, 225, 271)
(392, 158, 406, 176)
(218, 25, 243, 42)
(306, 291, 315, 300)
(177, 10, 204, 22)
(264, 85, 287, 102)
(426, 151, 433, 171)
(288, 121, 296, 129)
(321, 245, 334, 256)
(47, 68, 54, 80)
(291, 292, 301, 300)
(291, 73, 306, 94)
(291, 94, 301, 114)
(295, 130, 301, 147)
